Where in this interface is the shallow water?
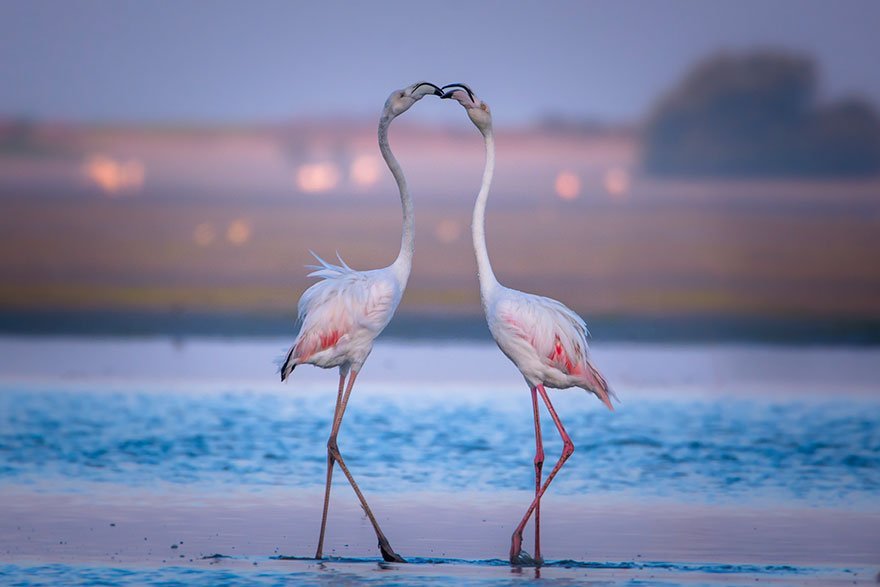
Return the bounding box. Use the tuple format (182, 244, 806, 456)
(1, 338, 878, 585)
(1, 387, 878, 506)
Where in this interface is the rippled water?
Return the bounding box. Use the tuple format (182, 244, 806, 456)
(0, 558, 871, 587)
(2, 386, 878, 505)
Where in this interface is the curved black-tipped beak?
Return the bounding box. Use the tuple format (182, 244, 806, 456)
(414, 82, 443, 97)
(441, 83, 475, 102)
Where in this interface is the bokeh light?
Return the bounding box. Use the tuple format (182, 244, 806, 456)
(349, 154, 381, 187)
(603, 167, 630, 199)
(296, 163, 340, 193)
(226, 219, 252, 246)
(554, 171, 581, 200)
(82, 154, 145, 196)
(434, 219, 462, 244)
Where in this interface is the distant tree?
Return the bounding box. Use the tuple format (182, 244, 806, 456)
(642, 51, 880, 177)
(808, 99, 880, 175)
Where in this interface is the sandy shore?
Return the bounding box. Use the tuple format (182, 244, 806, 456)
(3, 487, 878, 569)
(3, 488, 878, 585)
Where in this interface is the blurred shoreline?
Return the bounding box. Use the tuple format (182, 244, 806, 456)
(3, 334, 880, 400)
(2, 309, 880, 344)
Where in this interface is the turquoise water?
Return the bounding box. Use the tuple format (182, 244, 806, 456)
(1, 387, 878, 504)
(0, 559, 865, 587)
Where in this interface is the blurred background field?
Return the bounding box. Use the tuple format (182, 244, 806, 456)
(2, 122, 879, 315)
(2, 1, 879, 340)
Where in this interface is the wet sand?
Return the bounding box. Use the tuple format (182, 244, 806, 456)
(2, 487, 878, 584)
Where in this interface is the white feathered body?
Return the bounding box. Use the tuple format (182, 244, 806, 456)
(282, 254, 403, 379)
(485, 285, 613, 408)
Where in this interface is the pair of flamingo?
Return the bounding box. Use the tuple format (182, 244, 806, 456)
(281, 81, 615, 565)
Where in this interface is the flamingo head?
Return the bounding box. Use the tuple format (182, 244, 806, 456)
(385, 81, 443, 117)
(441, 83, 491, 133)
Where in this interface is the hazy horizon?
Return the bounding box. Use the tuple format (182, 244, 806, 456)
(2, 1, 880, 125)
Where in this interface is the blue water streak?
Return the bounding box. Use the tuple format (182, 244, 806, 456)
(1, 388, 878, 505)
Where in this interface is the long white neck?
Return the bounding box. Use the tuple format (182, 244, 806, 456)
(473, 128, 499, 303)
(378, 112, 414, 287)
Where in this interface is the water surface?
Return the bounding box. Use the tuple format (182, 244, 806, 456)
(1, 338, 878, 585)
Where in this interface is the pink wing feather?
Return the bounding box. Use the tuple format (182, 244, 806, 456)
(494, 291, 615, 410)
(282, 252, 397, 380)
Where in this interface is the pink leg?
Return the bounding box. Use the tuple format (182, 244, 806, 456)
(510, 384, 574, 564)
(531, 386, 544, 562)
(314, 371, 346, 559)
(321, 371, 405, 563)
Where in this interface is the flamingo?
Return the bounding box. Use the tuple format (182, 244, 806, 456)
(441, 83, 617, 565)
(281, 81, 443, 563)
